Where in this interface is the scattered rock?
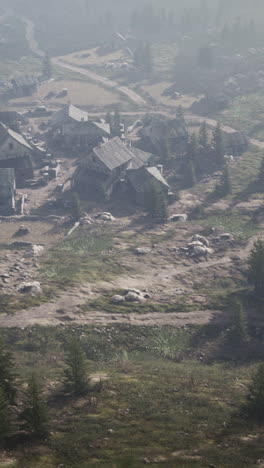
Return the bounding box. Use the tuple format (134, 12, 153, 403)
(111, 295, 126, 304)
(31, 245, 44, 257)
(17, 281, 42, 296)
(169, 214, 188, 222)
(134, 247, 151, 255)
(191, 234, 210, 247)
(15, 225, 30, 236)
(219, 233, 234, 241)
(125, 291, 143, 302)
(95, 212, 115, 222)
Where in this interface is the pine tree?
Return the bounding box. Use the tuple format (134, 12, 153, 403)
(22, 374, 48, 437)
(64, 338, 88, 395)
(42, 52, 52, 79)
(176, 105, 184, 120)
(143, 42, 153, 76)
(0, 388, 11, 444)
(247, 363, 264, 421)
(111, 107, 121, 137)
(222, 164, 232, 196)
(146, 181, 168, 224)
(70, 192, 82, 221)
(248, 239, 264, 298)
(0, 339, 16, 404)
(199, 121, 209, 149)
(212, 122, 224, 165)
(229, 301, 249, 348)
(187, 133, 199, 161)
(186, 160, 197, 188)
(258, 157, 264, 189)
(105, 112, 112, 125)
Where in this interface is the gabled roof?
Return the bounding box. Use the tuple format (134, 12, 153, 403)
(127, 166, 170, 192)
(52, 104, 89, 125)
(146, 167, 170, 188)
(0, 123, 32, 151)
(129, 147, 153, 169)
(92, 137, 133, 171)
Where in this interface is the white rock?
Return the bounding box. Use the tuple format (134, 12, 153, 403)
(111, 295, 126, 304)
(191, 234, 210, 247)
(134, 247, 151, 255)
(125, 291, 144, 302)
(169, 214, 188, 222)
(17, 281, 42, 295)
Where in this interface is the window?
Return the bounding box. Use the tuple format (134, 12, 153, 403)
(9, 142, 14, 151)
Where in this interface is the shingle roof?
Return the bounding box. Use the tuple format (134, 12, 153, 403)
(8, 128, 32, 150)
(52, 104, 89, 125)
(127, 166, 170, 192)
(92, 137, 133, 171)
(0, 123, 32, 151)
(129, 147, 153, 169)
(146, 167, 170, 188)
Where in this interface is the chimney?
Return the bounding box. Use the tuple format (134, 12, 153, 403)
(157, 164, 163, 175)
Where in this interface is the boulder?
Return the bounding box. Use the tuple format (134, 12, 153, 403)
(125, 291, 146, 303)
(134, 247, 151, 255)
(169, 214, 188, 222)
(219, 233, 234, 241)
(191, 234, 210, 247)
(192, 245, 213, 256)
(111, 295, 126, 304)
(31, 245, 44, 257)
(95, 212, 115, 222)
(15, 225, 30, 236)
(17, 281, 42, 295)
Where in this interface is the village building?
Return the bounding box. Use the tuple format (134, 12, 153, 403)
(74, 136, 134, 199)
(0, 168, 16, 215)
(139, 116, 189, 157)
(73, 136, 170, 203)
(11, 75, 39, 98)
(126, 165, 170, 206)
(52, 105, 110, 151)
(0, 123, 33, 185)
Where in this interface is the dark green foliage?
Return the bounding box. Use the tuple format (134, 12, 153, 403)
(0, 388, 11, 444)
(134, 41, 153, 76)
(246, 363, 264, 421)
(22, 373, 49, 437)
(228, 301, 249, 348)
(198, 45, 214, 68)
(212, 122, 224, 165)
(186, 160, 197, 188)
(187, 133, 199, 161)
(258, 157, 264, 189)
(111, 107, 121, 137)
(42, 52, 52, 79)
(0, 339, 16, 404)
(70, 192, 82, 221)
(199, 121, 209, 149)
(64, 338, 88, 395)
(176, 105, 184, 120)
(145, 181, 168, 224)
(248, 239, 264, 298)
(105, 111, 112, 125)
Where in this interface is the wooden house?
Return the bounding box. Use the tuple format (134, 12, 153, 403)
(74, 137, 133, 199)
(0, 123, 33, 185)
